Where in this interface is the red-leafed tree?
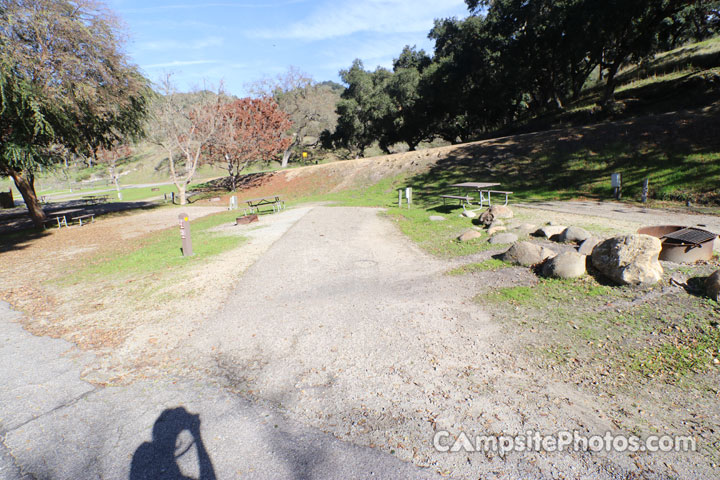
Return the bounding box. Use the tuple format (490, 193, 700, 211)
(204, 98, 292, 191)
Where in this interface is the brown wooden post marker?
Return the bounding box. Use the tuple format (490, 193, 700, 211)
(178, 212, 193, 256)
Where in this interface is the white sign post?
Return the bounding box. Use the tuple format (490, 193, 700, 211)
(611, 173, 622, 200)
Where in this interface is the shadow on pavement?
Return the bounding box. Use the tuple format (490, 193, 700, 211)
(130, 407, 217, 480)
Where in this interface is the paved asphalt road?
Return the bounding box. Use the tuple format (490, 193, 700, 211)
(0, 210, 442, 480)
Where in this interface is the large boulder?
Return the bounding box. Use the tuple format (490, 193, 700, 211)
(534, 225, 567, 240)
(559, 226, 591, 243)
(458, 230, 483, 242)
(488, 232, 518, 245)
(488, 219, 505, 228)
(510, 223, 538, 236)
(577, 237, 601, 256)
(429, 215, 446, 222)
(501, 241, 556, 266)
(590, 234, 663, 285)
(542, 252, 587, 279)
(488, 204, 514, 219)
(706, 270, 720, 302)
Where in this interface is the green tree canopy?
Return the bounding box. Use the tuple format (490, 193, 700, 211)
(0, 0, 153, 226)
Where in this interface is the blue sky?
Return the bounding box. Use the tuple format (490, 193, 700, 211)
(107, 0, 471, 96)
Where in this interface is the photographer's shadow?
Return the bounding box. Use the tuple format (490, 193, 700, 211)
(130, 407, 216, 480)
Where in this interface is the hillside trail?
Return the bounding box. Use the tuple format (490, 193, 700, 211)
(183, 206, 701, 479)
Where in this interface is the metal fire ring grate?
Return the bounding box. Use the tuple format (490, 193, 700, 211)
(661, 227, 717, 245)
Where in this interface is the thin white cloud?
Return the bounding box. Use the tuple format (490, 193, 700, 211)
(250, 0, 466, 41)
(142, 60, 221, 69)
(119, 0, 308, 14)
(133, 19, 223, 30)
(137, 36, 224, 52)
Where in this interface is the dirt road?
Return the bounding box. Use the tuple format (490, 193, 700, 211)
(184, 206, 707, 479)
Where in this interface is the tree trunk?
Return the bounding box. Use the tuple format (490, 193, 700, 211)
(177, 184, 187, 205)
(109, 163, 122, 200)
(9, 169, 46, 227)
(602, 62, 620, 106)
(113, 176, 122, 200)
(281, 148, 292, 168)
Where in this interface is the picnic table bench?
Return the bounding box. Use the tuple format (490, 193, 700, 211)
(439, 194, 475, 206)
(74, 213, 95, 226)
(244, 195, 285, 214)
(42, 210, 95, 228)
(485, 190, 514, 206)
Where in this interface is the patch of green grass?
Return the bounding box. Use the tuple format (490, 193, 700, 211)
(624, 299, 720, 377)
(384, 207, 499, 257)
(616, 69, 695, 93)
(114, 184, 178, 202)
(64, 210, 244, 282)
(483, 266, 720, 384)
(482, 277, 615, 307)
(446, 258, 511, 275)
(289, 175, 408, 208)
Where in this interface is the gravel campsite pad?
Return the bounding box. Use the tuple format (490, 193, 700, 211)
(178, 206, 717, 479)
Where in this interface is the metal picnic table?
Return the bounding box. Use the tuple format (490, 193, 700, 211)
(439, 182, 498, 210)
(243, 195, 285, 215)
(43, 208, 82, 228)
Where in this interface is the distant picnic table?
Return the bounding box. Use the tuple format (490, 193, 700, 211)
(440, 182, 513, 209)
(243, 195, 285, 214)
(81, 194, 110, 204)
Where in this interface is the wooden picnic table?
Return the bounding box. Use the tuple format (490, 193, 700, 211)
(243, 195, 285, 214)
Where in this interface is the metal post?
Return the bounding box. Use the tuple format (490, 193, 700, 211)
(405, 187, 412, 207)
(398, 189, 402, 208)
(178, 213, 193, 257)
(611, 173, 622, 200)
(641, 178, 649, 203)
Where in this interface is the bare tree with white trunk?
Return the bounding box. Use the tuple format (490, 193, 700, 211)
(151, 76, 225, 205)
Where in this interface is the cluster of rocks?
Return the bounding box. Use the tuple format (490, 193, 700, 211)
(499, 233, 665, 284)
(455, 205, 523, 245)
(486, 212, 668, 285)
(448, 206, 720, 302)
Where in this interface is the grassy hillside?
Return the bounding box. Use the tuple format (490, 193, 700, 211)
(214, 102, 720, 210)
(505, 36, 720, 135)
